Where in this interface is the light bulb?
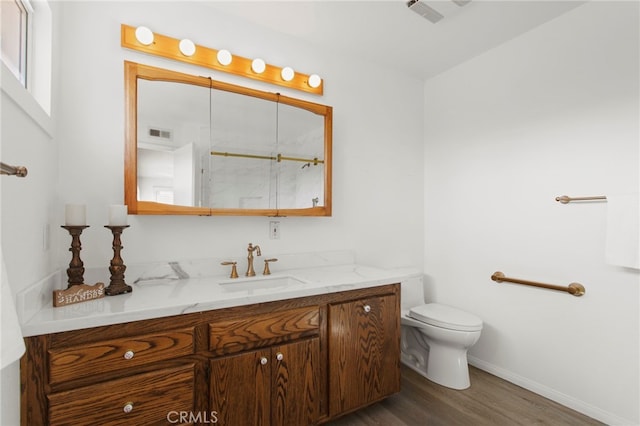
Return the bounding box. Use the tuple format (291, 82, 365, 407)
(281, 67, 295, 82)
(308, 74, 321, 88)
(179, 39, 196, 56)
(217, 49, 232, 66)
(252, 58, 266, 74)
(135, 26, 154, 46)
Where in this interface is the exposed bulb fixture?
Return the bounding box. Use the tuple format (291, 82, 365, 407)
(217, 49, 232, 66)
(251, 58, 266, 74)
(308, 74, 322, 88)
(281, 67, 295, 82)
(135, 26, 154, 45)
(122, 24, 323, 94)
(179, 39, 196, 56)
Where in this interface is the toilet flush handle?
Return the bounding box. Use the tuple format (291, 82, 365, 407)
(363, 304, 371, 313)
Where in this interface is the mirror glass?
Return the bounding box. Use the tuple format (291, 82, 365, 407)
(125, 61, 332, 216)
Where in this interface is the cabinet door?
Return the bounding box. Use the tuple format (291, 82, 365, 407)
(328, 294, 400, 415)
(272, 338, 320, 426)
(210, 349, 271, 426)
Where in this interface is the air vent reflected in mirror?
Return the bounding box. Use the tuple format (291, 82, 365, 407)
(148, 127, 172, 140)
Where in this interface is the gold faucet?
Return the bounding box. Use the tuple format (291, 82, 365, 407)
(246, 243, 261, 276)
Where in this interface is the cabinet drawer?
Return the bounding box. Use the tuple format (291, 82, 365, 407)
(209, 306, 319, 354)
(49, 327, 195, 384)
(48, 363, 195, 426)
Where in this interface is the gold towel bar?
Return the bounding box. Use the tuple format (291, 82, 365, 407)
(0, 162, 27, 177)
(555, 195, 606, 204)
(491, 271, 585, 297)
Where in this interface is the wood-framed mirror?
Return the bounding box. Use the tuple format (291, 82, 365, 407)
(124, 61, 332, 216)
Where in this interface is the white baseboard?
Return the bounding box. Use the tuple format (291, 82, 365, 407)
(468, 356, 635, 426)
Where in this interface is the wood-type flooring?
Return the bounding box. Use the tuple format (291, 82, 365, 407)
(326, 365, 604, 426)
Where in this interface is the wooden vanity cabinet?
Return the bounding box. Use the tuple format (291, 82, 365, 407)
(210, 337, 320, 426)
(208, 305, 321, 425)
(22, 322, 201, 426)
(328, 294, 401, 416)
(21, 283, 400, 425)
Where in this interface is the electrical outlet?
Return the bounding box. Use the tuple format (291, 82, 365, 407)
(269, 221, 280, 240)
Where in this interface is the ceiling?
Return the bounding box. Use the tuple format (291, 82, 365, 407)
(204, 0, 586, 80)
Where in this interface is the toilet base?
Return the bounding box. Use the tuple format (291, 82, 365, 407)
(400, 324, 474, 390)
(401, 349, 471, 390)
(424, 345, 471, 390)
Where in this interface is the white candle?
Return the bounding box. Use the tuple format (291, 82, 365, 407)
(65, 204, 86, 226)
(108, 205, 128, 226)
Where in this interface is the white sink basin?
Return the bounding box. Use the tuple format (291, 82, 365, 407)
(219, 275, 307, 292)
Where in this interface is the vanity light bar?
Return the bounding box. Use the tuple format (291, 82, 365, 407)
(121, 24, 323, 95)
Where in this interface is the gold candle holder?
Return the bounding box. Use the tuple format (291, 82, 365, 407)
(104, 225, 132, 296)
(61, 225, 89, 288)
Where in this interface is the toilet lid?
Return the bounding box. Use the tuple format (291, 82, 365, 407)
(409, 303, 483, 332)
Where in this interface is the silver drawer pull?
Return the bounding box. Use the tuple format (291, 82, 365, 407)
(123, 350, 134, 360)
(260, 357, 268, 365)
(363, 304, 371, 313)
(276, 352, 284, 361)
(123, 402, 134, 413)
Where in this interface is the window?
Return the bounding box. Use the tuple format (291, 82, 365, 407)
(1, 0, 32, 86)
(1, 0, 52, 119)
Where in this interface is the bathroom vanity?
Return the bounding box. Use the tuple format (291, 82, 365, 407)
(19, 258, 418, 425)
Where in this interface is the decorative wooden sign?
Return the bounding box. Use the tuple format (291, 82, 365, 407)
(53, 282, 105, 307)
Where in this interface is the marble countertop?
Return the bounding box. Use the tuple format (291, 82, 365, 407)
(20, 254, 421, 337)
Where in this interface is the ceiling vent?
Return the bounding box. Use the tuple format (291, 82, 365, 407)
(407, 0, 444, 23)
(148, 127, 172, 140)
(407, 0, 471, 23)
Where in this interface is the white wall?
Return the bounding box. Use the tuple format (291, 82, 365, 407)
(54, 1, 424, 271)
(0, 76, 58, 426)
(424, 2, 639, 424)
(1, 1, 57, 421)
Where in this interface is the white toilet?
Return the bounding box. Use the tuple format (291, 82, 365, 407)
(400, 277, 483, 390)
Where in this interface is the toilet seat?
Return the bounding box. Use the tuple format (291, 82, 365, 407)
(409, 303, 482, 332)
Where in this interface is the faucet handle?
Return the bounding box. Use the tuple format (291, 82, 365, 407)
(263, 258, 278, 275)
(221, 261, 239, 279)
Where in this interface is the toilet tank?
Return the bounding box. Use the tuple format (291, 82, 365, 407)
(401, 276, 425, 311)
